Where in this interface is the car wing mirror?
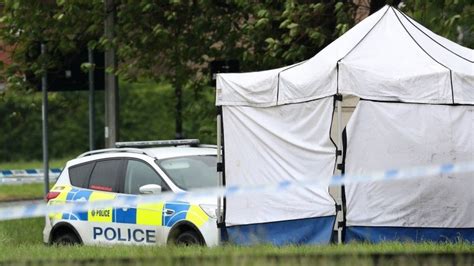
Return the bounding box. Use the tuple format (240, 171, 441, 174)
(139, 184, 162, 195)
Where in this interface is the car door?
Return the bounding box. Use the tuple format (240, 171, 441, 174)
(83, 158, 125, 245)
(119, 159, 170, 245)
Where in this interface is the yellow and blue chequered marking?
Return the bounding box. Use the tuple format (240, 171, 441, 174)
(63, 188, 92, 221)
(53, 187, 209, 228)
(164, 202, 190, 227)
(113, 195, 137, 224)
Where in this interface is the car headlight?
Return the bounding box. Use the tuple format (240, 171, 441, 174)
(199, 204, 217, 219)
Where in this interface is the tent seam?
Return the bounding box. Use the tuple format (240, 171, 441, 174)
(328, 96, 342, 243)
(225, 214, 337, 228)
(337, 6, 390, 62)
(391, 7, 455, 104)
(220, 107, 227, 232)
(396, 7, 473, 63)
(359, 98, 474, 107)
(276, 60, 308, 105)
(222, 95, 336, 108)
(336, 5, 390, 93)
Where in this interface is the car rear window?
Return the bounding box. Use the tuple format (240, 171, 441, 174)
(88, 159, 122, 192)
(69, 162, 95, 188)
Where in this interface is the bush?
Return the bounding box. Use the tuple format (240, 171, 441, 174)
(0, 81, 217, 162)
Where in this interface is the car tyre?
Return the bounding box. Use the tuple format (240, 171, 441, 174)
(53, 232, 81, 246)
(174, 230, 203, 246)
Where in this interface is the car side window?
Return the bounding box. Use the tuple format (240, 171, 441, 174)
(69, 162, 95, 188)
(88, 159, 122, 192)
(124, 160, 167, 194)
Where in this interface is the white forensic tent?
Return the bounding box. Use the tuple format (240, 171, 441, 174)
(216, 5, 474, 245)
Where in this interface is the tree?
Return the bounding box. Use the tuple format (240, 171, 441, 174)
(112, 1, 247, 138)
(0, 1, 353, 139)
(0, 0, 470, 147)
(0, 0, 103, 88)
(228, 1, 354, 70)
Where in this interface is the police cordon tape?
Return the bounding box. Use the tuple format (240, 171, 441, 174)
(0, 168, 62, 185)
(0, 161, 472, 221)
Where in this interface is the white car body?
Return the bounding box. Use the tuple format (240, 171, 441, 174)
(43, 145, 219, 246)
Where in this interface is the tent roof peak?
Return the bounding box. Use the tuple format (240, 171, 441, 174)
(216, 5, 474, 107)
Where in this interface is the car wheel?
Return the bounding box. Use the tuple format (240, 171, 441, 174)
(174, 230, 203, 246)
(53, 232, 81, 245)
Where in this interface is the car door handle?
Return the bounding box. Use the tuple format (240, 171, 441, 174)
(164, 209, 175, 216)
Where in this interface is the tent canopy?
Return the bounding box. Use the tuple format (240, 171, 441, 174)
(216, 5, 473, 107)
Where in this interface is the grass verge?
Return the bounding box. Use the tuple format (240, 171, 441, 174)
(0, 183, 48, 201)
(0, 159, 68, 170)
(0, 218, 472, 265)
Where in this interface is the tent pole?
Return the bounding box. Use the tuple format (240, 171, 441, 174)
(337, 97, 342, 149)
(336, 94, 343, 244)
(216, 106, 223, 228)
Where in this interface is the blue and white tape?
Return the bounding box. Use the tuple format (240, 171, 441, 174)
(0, 161, 472, 221)
(0, 168, 62, 185)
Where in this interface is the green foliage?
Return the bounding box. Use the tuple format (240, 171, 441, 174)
(0, 1, 243, 138)
(0, 1, 354, 83)
(182, 83, 217, 144)
(0, 89, 102, 161)
(119, 80, 217, 144)
(0, 81, 216, 162)
(0, 0, 103, 90)
(237, 1, 354, 70)
(0, 1, 470, 80)
(401, 0, 473, 48)
(114, 1, 244, 81)
(119, 82, 175, 142)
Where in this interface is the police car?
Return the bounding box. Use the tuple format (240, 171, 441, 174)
(43, 139, 220, 246)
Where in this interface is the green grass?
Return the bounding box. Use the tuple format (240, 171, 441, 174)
(0, 218, 44, 245)
(0, 243, 470, 266)
(0, 159, 68, 170)
(0, 218, 472, 265)
(0, 183, 49, 201)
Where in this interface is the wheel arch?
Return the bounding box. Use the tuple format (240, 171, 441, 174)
(167, 220, 206, 245)
(49, 222, 83, 244)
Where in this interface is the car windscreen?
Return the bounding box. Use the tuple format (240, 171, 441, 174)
(157, 155, 217, 190)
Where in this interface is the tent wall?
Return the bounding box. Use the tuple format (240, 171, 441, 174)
(222, 97, 337, 245)
(343, 100, 474, 242)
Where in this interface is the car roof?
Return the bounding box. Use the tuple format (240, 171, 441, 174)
(70, 146, 217, 166)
